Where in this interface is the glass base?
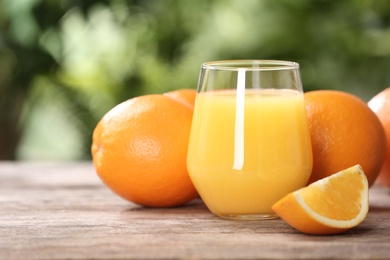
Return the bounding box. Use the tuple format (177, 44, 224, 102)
(216, 213, 279, 221)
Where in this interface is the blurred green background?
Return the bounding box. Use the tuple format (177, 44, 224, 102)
(1, 0, 390, 161)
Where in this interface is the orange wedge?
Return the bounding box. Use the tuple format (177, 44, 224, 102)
(272, 164, 369, 235)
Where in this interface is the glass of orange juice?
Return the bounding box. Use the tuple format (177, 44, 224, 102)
(187, 60, 313, 220)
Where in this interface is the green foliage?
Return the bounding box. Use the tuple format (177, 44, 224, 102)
(1, 0, 390, 160)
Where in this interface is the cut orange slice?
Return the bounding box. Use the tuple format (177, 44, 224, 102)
(272, 164, 369, 235)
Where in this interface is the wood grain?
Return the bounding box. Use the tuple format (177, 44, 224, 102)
(0, 162, 389, 259)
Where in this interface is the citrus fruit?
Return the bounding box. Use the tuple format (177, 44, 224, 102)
(304, 90, 386, 187)
(368, 87, 390, 187)
(272, 164, 369, 235)
(164, 89, 197, 107)
(91, 94, 198, 207)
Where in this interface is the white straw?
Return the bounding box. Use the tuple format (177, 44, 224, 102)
(232, 69, 245, 170)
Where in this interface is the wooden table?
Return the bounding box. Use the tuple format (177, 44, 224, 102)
(1, 162, 389, 259)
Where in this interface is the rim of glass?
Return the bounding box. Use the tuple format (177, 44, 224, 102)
(201, 60, 299, 71)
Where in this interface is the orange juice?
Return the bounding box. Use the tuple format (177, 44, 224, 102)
(187, 89, 312, 218)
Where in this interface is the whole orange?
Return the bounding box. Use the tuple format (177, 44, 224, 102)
(164, 89, 197, 107)
(91, 94, 198, 207)
(304, 90, 386, 187)
(368, 88, 390, 187)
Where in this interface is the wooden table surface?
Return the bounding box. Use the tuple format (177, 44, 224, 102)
(1, 162, 390, 260)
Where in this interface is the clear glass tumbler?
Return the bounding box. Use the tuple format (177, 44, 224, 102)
(187, 60, 313, 220)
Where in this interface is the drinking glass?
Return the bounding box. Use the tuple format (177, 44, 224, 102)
(187, 60, 313, 220)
